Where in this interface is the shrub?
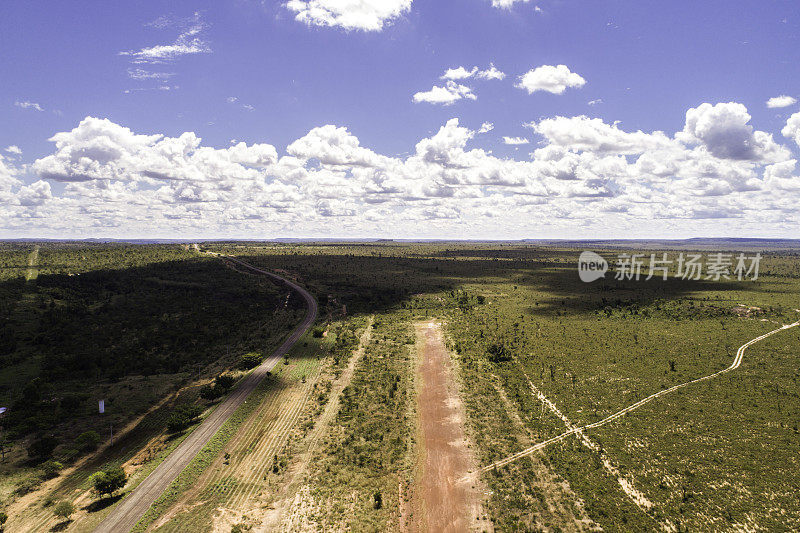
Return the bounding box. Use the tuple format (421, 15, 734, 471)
(27, 435, 59, 460)
(53, 500, 75, 520)
(312, 327, 325, 338)
(238, 352, 263, 369)
(91, 466, 127, 498)
(200, 384, 223, 400)
(74, 430, 101, 452)
(215, 374, 236, 390)
(166, 404, 204, 433)
(40, 460, 63, 479)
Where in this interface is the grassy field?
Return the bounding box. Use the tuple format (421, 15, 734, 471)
(207, 242, 800, 531)
(2, 241, 798, 531)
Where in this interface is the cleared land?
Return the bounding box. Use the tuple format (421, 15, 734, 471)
(411, 321, 487, 532)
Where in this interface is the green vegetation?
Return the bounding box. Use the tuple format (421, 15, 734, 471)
(91, 465, 127, 498)
(52, 500, 75, 521)
(3, 240, 800, 530)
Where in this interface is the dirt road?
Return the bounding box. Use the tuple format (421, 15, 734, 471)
(413, 321, 485, 533)
(94, 256, 317, 533)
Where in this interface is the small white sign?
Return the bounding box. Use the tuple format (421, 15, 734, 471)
(99, 400, 105, 414)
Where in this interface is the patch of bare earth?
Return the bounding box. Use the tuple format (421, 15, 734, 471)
(410, 320, 489, 533)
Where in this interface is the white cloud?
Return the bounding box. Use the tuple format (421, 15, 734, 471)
(4, 146, 22, 155)
(491, 0, 530, 8)
(285, 0, 412, 32)
(476, 63, 506, 80)
(677, 102, 789, 162)
(532, 115, 674, 154)
(6, 102, 798, 238)
(766, 95, 797, 108)
(15, 101, 44, 111)
(441, 64, 505, 81)
(516, 64, 586, 94)
(441, 66, 478, 80)
(127, 68, 175, 80)
(588, 99, 603, 106)
(413, 81, 476, 105)
(478, 122, 494, 133)
(18, 180, 52, 207)
(783, 112, 800, 147)
(503, 136, 529, 145)
(120, 12, 210, 64)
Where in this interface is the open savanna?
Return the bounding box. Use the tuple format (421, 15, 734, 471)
(2, 240, 799, 532)
(209, 242, 800, 531)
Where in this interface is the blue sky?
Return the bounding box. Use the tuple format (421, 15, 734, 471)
(1, 0, 800, 238)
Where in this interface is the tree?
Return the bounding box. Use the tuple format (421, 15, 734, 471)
(74, 430, 101, 452)
(53, 500, 75, 521)
(27, 435, 59, 460)
(166, 404, 203, 433)
(215, 374, 236, 390)
(238, 352, 262, 369)
(91, 466, 127, 498)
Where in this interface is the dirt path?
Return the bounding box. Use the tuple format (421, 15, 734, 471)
(412, 321, 486, 533)
(260, 317, 375, 532)
(25, 245, 39, 281)
(93, 256, 318, 533)
(476, 320, 800, 474)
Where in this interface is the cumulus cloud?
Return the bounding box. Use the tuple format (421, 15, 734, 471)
(476, 64, 506, 80)
(782, 111, 800, 147)
(285, 0, 412, 31)
(120, 12, 210, 64)
(766, 95, 797, 108)
(14, 101, 44, 111)
(531, 116, 674, 154)
(442, 64, 505, 81)
(478, 122, 494, 133)
(413, 81, 476, 105)
(32, 117, 277, 186)
(516, 64, 586, 94)
(502, 136, 529, 145)
(5, 101, 798, 238)
(677, 102, 789, 162)
(4, 146, 22, 155)
(491, 0, 529, 8)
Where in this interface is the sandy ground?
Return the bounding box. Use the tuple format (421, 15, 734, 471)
(411, 321, 488, 533)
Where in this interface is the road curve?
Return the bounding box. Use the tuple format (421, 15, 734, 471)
(94, 255, 317, 533)
(474, 319, 800, 474)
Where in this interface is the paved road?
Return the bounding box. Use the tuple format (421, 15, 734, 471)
(475, 319, 800, 474)
(94, 255, 317, 533)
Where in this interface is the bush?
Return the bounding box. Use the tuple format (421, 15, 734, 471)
(200, 384, 223, 401)
(40, 460, 63, 479)
(53, 500, 75, 520)
(74, 430, 101, 452)
(27, 435, 59, 460)
(215, 374, 236, 390)
(0, 512, 7, 528)
(91, 466, 127, 498)
(238, 352, 263, 369)
(312, 327, 325, 338)
(166, 404, 204, 433)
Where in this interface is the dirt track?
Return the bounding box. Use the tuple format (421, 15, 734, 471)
(93, 255, 317, 533)
(413, 321, 485, 533)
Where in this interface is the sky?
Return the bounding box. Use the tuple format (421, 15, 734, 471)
(1, 0, 799, 239)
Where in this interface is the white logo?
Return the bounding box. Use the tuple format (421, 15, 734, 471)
(578, 251, 608, 282)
